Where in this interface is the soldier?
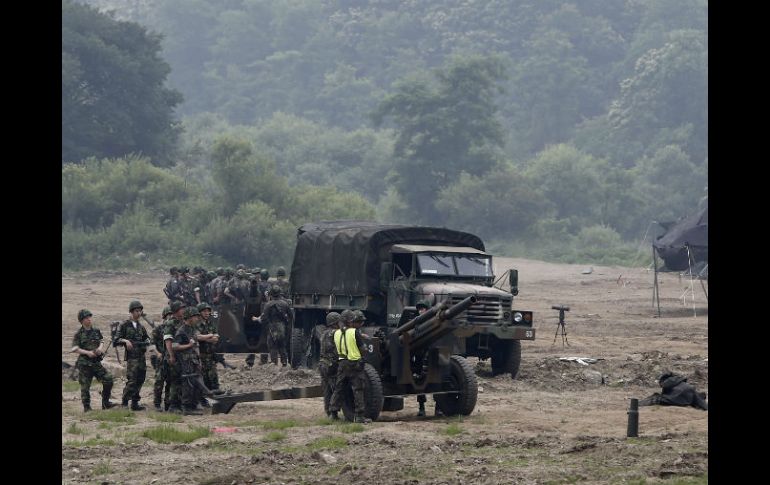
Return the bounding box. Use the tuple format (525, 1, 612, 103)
(218, 268, 235, 305)
(178, 267, 199, 306)
(275, 266, 290, 298)
(164, 267, 181, 303)
(329, 310, 371, 423)
(163, 300, 187, 413)
(196, 302, 221, 407)
(209, 268, 224, 306)
(258, 269, 271, 300)
(253, 286, 291, 366)
(172, 307, 205, 415)
(71, 309, 116, 412)
(115, 301, 151, 410)
(151, 305, 172, 412)
(319, 312, 341, 419)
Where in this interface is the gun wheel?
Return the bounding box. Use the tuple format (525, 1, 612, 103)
(434, 355, 478, 416)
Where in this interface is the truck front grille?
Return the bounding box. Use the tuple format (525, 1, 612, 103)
(447, 295, 511, 324)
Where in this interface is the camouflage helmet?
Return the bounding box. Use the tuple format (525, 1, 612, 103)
(251, 267, 261, 275)
(129, 300, 144, 312)
(339, 309, 356, 324)
(260, 269, 269, 279)
(207, 271, 216, 280)
(353, 310, 366, 322)
(169, 266, 178, 274)
(269, 285, 282, 297)
(169, 300, 186, 314)
(326, 312, 341, 327)
(236, 264, 246, 270)
(162, 305, 172, 318)
(416, 299, 431, 310)
(184, 306, 200, 319)
(197, 302, 212, 312)
(216, 267, 225, 276)
(276, 266, 287, 277)
(225, 267, 234, 276)
(77, 309, 93, 322)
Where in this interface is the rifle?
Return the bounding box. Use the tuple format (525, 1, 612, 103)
(109, 321, 121, 364)
(213, 353, 237, 370)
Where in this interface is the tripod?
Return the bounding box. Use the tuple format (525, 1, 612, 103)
(551, 305, 570, 347)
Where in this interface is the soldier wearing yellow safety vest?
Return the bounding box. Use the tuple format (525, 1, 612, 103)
(328, 309, 372, 423)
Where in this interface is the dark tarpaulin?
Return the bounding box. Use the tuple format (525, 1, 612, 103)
(289, 221, 484, 296)
(653, 204, 708, 271)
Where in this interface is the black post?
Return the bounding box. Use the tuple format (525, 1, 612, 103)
(652, 247, 661, 317)
(627, 398, 639, 438)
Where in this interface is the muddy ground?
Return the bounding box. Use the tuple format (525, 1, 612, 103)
(62, 258, 708, 484)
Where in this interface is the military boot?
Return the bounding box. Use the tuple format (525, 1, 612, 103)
(121, 398, 129, 408)
(328, 411, 340, 420)
(102, 399, 116, 410)
(417, 403, 426, 417)
(154, 403, 164, 412)
(83, 403, 92, 413)
(130, 401, 146, 411)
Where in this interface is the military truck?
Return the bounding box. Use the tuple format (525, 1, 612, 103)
(288, 221, 535, 379)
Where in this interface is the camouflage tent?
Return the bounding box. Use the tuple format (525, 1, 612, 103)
(290, 221, 484, 296)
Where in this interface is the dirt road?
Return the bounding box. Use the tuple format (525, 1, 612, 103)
(62, 258, 708, 484)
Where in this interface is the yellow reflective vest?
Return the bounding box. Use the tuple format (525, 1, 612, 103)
(334, 327, 361, 361)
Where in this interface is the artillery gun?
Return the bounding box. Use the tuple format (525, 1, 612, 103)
(211, 295, 479, 420)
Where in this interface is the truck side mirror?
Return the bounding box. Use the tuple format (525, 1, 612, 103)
(380, 262, 394, 290)
(509, 269, 519, 296)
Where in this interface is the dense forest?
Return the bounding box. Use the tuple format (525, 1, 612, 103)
(63, 0, 707, 270)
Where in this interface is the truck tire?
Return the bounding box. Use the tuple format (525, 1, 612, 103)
(340, 362, 384, 422)
(290, 327, 305, 369)
(491, 340, 522, 380)
(434, 355, 478, 416)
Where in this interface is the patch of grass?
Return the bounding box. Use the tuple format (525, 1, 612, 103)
(62, 381, 81, 392)
(262, 419, 298, 430)
(335, 423, 365, 433)
(307, 435, 348, 451)
(149, 412, 182, 423)
(263, 431, 287, 442)
(66, 422, 85, 435)
(140, 425, 210, 444)
(666, 475, 708, 485)
(86, 409, 136, 423)
(315, 417, 335, 426)
(93, 460, 112, 475)
(442, 423, 464, 436)
(402, 466, 425, 479)
(62, 438, 117, 447)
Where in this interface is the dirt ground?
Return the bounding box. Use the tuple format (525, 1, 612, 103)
(62, 258, 708, 484)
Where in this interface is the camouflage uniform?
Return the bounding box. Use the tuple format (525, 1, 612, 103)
(71, 310, 115, 411)
(260, 289, 291, 365)
(151, 310, 172, 411)
(164, 269, 181, 303)
(318, 312, 341, 416)
(162, 307, 185, 412)
(116, 315, 151, 409)
(329, 310, 369, 422)
(173, 309, 204, 414)
(196, 303, 220, 393)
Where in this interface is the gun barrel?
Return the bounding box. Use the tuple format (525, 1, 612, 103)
(394, 301, 448, 335)
(401, 295, 477, 351)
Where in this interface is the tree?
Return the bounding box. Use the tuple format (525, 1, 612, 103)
(62, 0, 182, 165)
(372, 55, 507, 222)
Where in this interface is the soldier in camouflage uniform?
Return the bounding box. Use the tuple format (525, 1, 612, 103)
(329, 310, 371, 423)
(172, 307, 205, 415)
(218, 268, 235, 305)
(152, 305, 172, 412)
(275, 266, 290, 298)
(255, 286, 291, 366)
(195, 302, 221, 406)
(71, 309, 116, 412)
(163, 300, 187, 413)
(209, 268, 224, 306)
(178, 267, 199, 306)
(164, 267, 181, 303)
(115, 301, 151, 410)
(258, 269, 271, 303)
(319, 312, 341, 418)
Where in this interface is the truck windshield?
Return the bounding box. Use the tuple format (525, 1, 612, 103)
(416, 253, 492, 277)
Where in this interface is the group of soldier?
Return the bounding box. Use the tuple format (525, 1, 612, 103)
(70, 263, 292, 416)
(70, 264, 422, 423)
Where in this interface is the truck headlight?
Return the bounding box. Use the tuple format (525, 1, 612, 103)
(513, 312, 523, 323)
